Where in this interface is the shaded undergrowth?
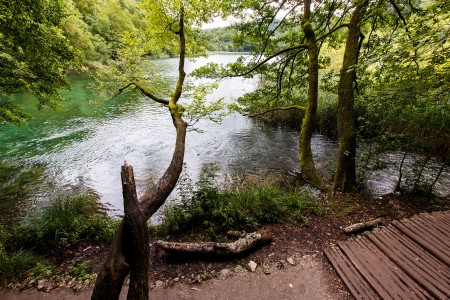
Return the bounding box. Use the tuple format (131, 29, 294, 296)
(157, 178, 321, 240)
(0, 191, 120, 286)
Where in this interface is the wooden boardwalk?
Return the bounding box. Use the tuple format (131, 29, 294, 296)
(325, 211, 450, 300)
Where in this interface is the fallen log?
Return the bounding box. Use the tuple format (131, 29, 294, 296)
(342, 218, 383, 235)
(154, 230, 273, 256)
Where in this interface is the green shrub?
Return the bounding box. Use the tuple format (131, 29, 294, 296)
(0, 250, 43, 285)
(10, 192, 120, 251)
(160, 184, 318, 239)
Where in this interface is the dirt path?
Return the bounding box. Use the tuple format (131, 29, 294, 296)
(0, 255, 351, 300)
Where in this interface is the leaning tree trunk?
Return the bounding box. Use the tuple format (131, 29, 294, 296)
(334, 1, 367, 192)
(91, 8, 188, 299)
(299, 0, 327, 190)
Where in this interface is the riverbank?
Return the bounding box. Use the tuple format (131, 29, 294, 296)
(1, 191, 448, 298)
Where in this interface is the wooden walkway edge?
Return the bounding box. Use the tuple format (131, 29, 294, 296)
(325, 211, 450, 300)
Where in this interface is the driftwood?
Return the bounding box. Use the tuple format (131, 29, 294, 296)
(343, 218, 383, 235)
(155, 230, 273, 256)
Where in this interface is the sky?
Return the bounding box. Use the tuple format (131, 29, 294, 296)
(202, 17, 231, 29)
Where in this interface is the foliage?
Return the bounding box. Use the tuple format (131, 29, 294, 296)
(0, 222, 49, 285)
(67, 260, 95, 280)
(9, 192, 120, 251)
(357, 0, 450, 159)
(92, 0, 225, 127)
(0, 0, 74, 124)
(204, 27, 250, 52)
(0, 250, 45, 286)
(159, 177, 318, 239)
(62, 0, 146, 65)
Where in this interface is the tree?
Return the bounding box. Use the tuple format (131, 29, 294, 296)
(194, 0, 357, 190)
(333, 0, 368, 192)
(0, 0, 74, 124)
(91, 1, 221, 298)
(354, 0, 450, 193)
(62, 0, 146, 64)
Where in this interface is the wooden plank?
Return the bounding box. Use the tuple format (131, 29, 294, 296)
(367, 229, 449, 298)
(392, 220, 450, 265)
(325, 247, 380, 300)
(325, 211, 450, 300)
(406, 216, 450, 248)
(338, 238, 403, 299)
(356, 237, 432, 299)
(413, 214, 450, 241)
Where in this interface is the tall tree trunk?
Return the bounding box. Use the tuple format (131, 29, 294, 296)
(91, 8, 188, 300)
(299, 0, 327, 190)
(334, 1, 367, 192)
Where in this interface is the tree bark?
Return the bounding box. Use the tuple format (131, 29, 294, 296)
(428, 156, 447, 194)
(121, 164, 149, 300)
(334, 1, 367, 192)
(299, 0, 327, 190)
(394, 151, 408, 193)
(342, 218, 383, 235)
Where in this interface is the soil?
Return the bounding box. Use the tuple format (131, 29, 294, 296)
(1, 192, 448, 299)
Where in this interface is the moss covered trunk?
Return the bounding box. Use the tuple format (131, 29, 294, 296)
(299, 0, 326, 190)
(334, 1, 366, 192)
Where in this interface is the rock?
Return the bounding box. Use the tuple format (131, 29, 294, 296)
(218, 268, 231, 279)
(275, 260, 285, 269)
(37, 279, 46, 291)
(43, 282, 55, 293)
(155, 280, 164, 288)
(68, 278, 77, 288)
(192, 275, 202, 283)
(234, 265, 246, 273)
(248, 261, 257, 272)
(28, 279, 36, 288)
(73, 282, 83, 292)
(286, 257, 295, 265)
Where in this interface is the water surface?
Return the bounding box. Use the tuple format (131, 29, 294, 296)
(0, 54, 448, 219)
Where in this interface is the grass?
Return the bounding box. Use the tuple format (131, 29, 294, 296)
(158, 184, 319, 239)
(0, 191, 120, 285)
(9, 191, 120, 251)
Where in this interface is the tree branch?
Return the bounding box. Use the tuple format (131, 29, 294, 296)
(234, 44, 308, 77)
(111, 82, 169, 105)
(317, 23, 350, 42)
(248, 105, 307, 117)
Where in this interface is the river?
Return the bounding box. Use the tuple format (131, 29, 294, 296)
(0, 54, 448, 219)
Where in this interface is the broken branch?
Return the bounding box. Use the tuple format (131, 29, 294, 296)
(155, 230, 273, 256)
